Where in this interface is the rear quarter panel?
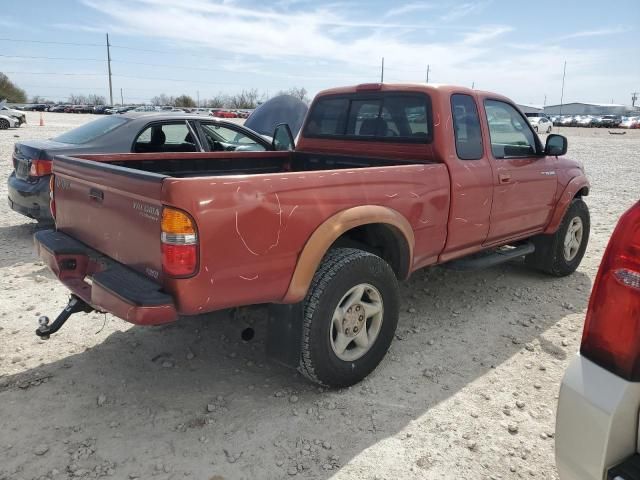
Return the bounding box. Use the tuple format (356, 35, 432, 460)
(162, 164, 450, 314)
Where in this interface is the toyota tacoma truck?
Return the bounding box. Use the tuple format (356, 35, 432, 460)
(33, 83, 590, 387)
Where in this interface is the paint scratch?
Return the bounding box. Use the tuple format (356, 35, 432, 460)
(239, 274, 259, 281)
(410, 192, 420, 199)
(385, 193, 399, 198)
(266, 193, 282, 252)
(288, 205, 299, 219)
(235, 211, 260, 256)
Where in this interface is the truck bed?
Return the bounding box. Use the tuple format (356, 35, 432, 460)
(73, 151, 432, 178)
(51, 150, 450, 315)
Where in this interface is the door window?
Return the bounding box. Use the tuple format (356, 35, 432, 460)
(200, 123, 266, 151)
(134, 122, 198, 153)
(484, 100, 537, 158)
(451, 94, 483, 160)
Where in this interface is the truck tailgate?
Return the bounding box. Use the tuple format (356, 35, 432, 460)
(52, 155, 166, 281)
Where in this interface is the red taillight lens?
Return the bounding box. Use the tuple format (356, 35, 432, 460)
(29, 159, 52, 176)
(49, 175, 56, 220)
(161, 244, 197, 276)
(161, 207, 198, 277)
(581, 201, 640, 380)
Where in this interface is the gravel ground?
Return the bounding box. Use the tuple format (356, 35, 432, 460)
(0, 111, 638, 480)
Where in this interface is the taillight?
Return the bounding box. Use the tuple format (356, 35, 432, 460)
(49, 175, 56, 220)
(581, 201, 640, 380)
(29, 159, 52, 176)
(161, 207, 198, 277)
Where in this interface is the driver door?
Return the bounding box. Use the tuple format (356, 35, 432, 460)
(483, 99, 558, 243)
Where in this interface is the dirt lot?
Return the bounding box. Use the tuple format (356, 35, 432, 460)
(0, 111, 638, 480)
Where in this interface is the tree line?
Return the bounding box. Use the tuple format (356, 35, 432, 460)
(1, 72, 310, 107)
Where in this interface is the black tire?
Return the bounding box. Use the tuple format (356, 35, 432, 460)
(525, 198, 590, 276)
(299, 248, 400, 388)
(0, 118, 9, 130)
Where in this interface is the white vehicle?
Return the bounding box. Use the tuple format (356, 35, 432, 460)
(620, 117, 639, 129)
(525, 113, 553, 133)
(556, 200, 640, 480)
(0, 114, 20, 129)
(0, 104, 26, 125)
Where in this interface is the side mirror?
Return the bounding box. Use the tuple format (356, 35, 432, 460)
(272, 123, 295, 151)
(545, 134, 567, 156)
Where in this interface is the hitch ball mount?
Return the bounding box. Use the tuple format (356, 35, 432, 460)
(36, 295, 94, 340)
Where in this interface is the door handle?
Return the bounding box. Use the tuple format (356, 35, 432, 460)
(89, 188, 104, 202)
(499, 174, 512, 184)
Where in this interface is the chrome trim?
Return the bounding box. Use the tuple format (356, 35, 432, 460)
(161, 232, 197, 245)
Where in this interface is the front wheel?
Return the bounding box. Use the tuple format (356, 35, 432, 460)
(299, 248, 399, 388)
(0, 118, 9, 130)
(525, 198, 590, 276)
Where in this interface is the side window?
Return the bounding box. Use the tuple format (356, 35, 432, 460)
(200, 123, 266, 151)
(133, 122, 197, 153)
(451, 94, 483, 160)
(484, 100, 537, 158)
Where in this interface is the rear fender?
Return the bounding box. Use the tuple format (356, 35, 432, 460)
(544, 175, 590, 234)
(282, 206, 414, 303)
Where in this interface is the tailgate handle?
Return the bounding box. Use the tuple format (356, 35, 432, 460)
(89, 188, 104, 202)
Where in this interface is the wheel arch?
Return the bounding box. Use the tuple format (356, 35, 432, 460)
(544, 175, 590, 235)
(281, 206, 414, 303)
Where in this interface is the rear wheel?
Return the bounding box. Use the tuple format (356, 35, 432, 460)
(299, 248, 399, 388)
(0, 118, 9, 130)
(525, 198, 590, 276)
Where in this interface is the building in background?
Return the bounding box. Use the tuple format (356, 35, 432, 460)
(517, 104, 544, 114)
(543, 102, 640, 116)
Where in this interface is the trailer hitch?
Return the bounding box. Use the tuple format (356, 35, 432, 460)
(36, 295, 94, 339)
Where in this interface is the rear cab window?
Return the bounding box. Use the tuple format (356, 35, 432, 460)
(53, 116, 128, 144)
(304, 92, 432, 142)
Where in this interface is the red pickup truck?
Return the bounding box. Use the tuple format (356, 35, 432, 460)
(34, 84, 590, 387)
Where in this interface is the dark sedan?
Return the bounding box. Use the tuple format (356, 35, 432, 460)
(8, 112, 274, 223)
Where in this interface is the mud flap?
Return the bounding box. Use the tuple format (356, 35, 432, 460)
(266, 303, 304, 369)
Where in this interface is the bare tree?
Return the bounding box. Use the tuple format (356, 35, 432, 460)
(0, 72, 27, 103)
(204, 94, 228, 108)
(150, 93, 176, 106)
(277, 87, 310, 104)
(227, 89, 264, 109)
(86, 94, 106, 105)
(68, 94, 88, 104)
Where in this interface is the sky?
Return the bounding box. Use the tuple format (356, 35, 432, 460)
(1, 0, 638, 106)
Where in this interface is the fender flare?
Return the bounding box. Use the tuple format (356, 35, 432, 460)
(282, 205, 415, 303)
(544, 175, 590, 234)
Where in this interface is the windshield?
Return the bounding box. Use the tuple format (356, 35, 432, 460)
(53, 116, 128, 144)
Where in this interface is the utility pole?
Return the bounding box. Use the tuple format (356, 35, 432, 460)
(120, 88, 123, 106)
(426, 64, 430, 83)
(559, 61, 567, 118)
(380, 57, 384, 83)
(471, 81, 475, 89)
(197, 90, 200, 108)
(632, 92, 638, 107)
(106, 34, 114, 106)
(543, 94, 547, 108)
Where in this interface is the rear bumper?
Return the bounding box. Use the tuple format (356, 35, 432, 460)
(7, 172, 53, 222)
(556, 355, 640, 480)
(35, 229, 177, 325)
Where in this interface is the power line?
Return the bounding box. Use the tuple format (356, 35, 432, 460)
(0, 53, 104, 62)
(4, 71, 104, 76)
(0, 37, 103, 47)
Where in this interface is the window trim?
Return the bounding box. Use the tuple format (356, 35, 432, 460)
(302, 91, 433, 144)
(130, 120, 203, 153)
(450, 93, 484, 161)
(483, 98, 544, 159)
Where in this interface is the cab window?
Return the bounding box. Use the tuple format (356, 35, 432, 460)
(200, 123, 266, 151)
(484, 100, 537, 158)
(134, 122, 198, 153)
(451, 94, 483, 160)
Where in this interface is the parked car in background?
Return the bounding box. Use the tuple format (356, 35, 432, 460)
(576, 115, 596, 128)
(24, 104, 48, 111)
(559, 116, 576, 127)
(49, 105, 70, 113)
(620, 116, 640, 129)
(0, 104, 26, 125)
(0, 114, 20, 129)
(556, 200, 640, 480)
(525, 114, 553, 133)
(211, 109, 238, 118)
(599, 114, 622, 128)
(7, 112, 279, 223)
(93, 105, 113, 114)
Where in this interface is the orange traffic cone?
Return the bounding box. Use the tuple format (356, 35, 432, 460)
(39, 112, 44, 126)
